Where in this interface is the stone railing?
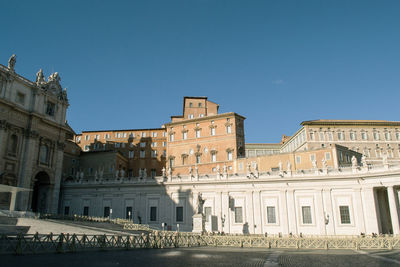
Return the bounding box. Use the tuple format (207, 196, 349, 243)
(63, 162, 400, 186)
(1, 232, 400, 255)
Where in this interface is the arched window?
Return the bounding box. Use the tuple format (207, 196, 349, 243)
(39, 145, 49, 164)
(8, 134, 18, 156)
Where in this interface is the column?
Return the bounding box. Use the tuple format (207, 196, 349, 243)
(361, 187, 379, 234)
(253, 190, 262, 234)
(246, 191, 255, 234)
(387, 186, 400, 235)
(50, 148, 65, 213)
(221, 192, 230, 233)
(286, 189, 298, 235)
(279, 190, 289, 235)
(322, 189, 336, 235)
(9, 191, 17, 211)
(216, 192, 223, 232)
(316, 190, 327, 235)
(353, 188, 366, 234)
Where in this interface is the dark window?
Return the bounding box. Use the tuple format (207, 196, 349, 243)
(126, 207, 133, 220)
(8, 134, 18, 156)
(64, 206, 70, 215)
(151, 169, 156, 178)
(46, 102, 55, 116)
(339, 206, 351, 224)
(234, 207, 243, 223)
(176, 207, 184, 222)
(104, 206, 110, 217)
(83, 206, 89, 216)
(204, 207, 212, 222)
(150, 206, 157, 221)
(39, 145, 49, 164)
(302, 206, 312, 224)
(267, 206, 276, 224)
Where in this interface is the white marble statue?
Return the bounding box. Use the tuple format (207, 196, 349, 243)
(382, 153, 389, 165)
(8, 54, 16, 71)
(143, 168, 147, 178)
(197, 193, 205, 214)
(223, 164, 227, 174)
(351, 156, 358, 168)
(80, 171, 84, 179)
(162, 167, 166, 177)
(168, 167, 172, 177)
(189, 166, 193, 176)
(361, 155, 367, 167)
(312, 160, 317, 169)
(195, 165, 199, 176)
(121, 168, 125, 178)
(287, 161, 291, 171)
(36, 69, 45, 85)
(115, 169, 120, 179)
(278, 161, 283, 171)
(322, 158, 328, 169)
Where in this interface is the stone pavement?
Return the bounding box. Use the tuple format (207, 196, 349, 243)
(15, 218, 133, 235)
(2, 247, 400, 267)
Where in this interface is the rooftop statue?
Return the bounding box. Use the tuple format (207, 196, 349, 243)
(8, 54, 16, 71)
(36, 69, 45, 85)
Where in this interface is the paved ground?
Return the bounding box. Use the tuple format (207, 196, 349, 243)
(15, 218, 139, 235)
(2, 247, 400, 267)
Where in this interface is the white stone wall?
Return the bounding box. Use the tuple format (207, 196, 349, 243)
(61, 165, 400, 235)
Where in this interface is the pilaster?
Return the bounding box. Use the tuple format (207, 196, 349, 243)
(361, 187, 379, 234)
(387, 186, 400, 235)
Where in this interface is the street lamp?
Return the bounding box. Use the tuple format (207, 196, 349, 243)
(110, 208, 113, 220)
(177, 224, 180, 232)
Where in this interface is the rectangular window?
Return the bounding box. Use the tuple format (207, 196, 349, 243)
(211, 153, 217, 162)
(267, 206, 276, 224)
(162, 142, 166, 147)
(385, 132, 391, 141)
(189, 114, 194, 119)
(226, 125, 232, 134)
(196, 154, 201, 164)
(83, 206, 89, 216)
(325, 152, 331, 160)
(140, 151, 145, 158)
(169, 158, 174, 167)
(64, 206, 70, 215)
(150, 207, 157, 221)
(151, 169, 156, 178)
(151, 150, 157, 158)
(151, 142, 157, 147)
(176, 206, 184, 222)
(141, 132, 146, 137)
(350, 132, 356, 140)
(327, 132, 333, 141)
(170, 134, 174, 142)
(296, 156, 301, 164)
(338, 132, 344, 140)
(140, 142, 146, 147)
(234, 207, 243, 223)
(339, 206, 351, 224)
(227, 151, 233, 161)
(396, 132, 400, 141)
(152, 132, 158, 137)
(319, 132, 324, 141)
(210, 128, 216, 136)
(204, 207, 212, 222)
(85, 135, 90, 141)
(104, 207, 110, 218)
(310, 154, 315, 162)
(126, 207, 133, 220)
(373, 132, 380, 140)
(361, 132, 367, 140)
(16, 92, 25, 105)
(302, 206, 312, 224)
(195, 130, 201, 138)
(129, 151, 134, 158)
(309, 132, 314, 140)
(45, 102, 56, 116)
(183, 132, 187, 140)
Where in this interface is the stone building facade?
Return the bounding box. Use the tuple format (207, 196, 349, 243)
(280, 120, 400, 164)
(75, 128, 167, 178)
(0, 55, 70, 213)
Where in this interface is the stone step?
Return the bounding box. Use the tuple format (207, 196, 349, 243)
(0, 225, 30, 234)
(0, 216, 18, 225)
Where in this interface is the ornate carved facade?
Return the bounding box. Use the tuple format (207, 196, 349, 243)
(0, 54, 70, 213)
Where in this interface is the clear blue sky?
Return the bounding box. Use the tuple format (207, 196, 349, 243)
(1, 1, 399, 143)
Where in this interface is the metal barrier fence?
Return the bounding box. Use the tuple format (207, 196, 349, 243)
(1, 232, 400, 255)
